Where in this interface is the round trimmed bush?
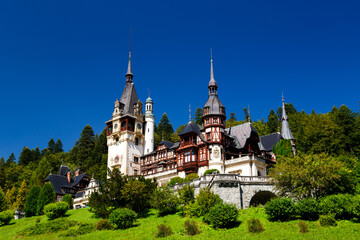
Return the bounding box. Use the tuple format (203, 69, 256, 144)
(204, 202, 238, 228)
(109, 208, 137, 229)
(265, 198, 296, 221)
(296, 198, 319, 221)
(319, 194, 353, 220)
(247, 218, 264, 233)
(96, 219, 113, 230)
(43, 202, 69, 220)
(319, 214, 337, 227)
(0, 210, 13, 226)
(185, 173, 199, 183)
(167, 177, 184, 186)
(155, 223, 173, 238)
(61, 194, 73, 209)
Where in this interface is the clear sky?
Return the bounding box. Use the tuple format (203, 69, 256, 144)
(1, 0, 359, 160)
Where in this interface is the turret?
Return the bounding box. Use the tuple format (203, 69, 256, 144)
(144, 96, 155, 154)
(281, 93, 296, 155)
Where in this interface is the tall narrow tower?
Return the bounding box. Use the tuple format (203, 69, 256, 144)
(144, 96, 155, 154)
(202, 52, 226, 173)
(106, 39, 145, 176)
(281, 93, 296, 155)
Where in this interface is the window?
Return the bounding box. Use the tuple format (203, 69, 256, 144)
(135, 138, 139, 146)
(185, 152, 190, 163)
(206, 118, 210, 124)
(134, 157, 139, 163)
(213, 118, 218, 123)
(116, 138, 119, 145)
(134, 169, 138, 176)
(192, 151, 196, 162)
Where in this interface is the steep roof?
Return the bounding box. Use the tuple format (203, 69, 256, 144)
(204, 95, 225, 116)
(119, 82, 139, 115)
(179, 122, 202, 136)
(226, 122, 258, 149)
(281, 95, 295, 140)
(259, 132, 283, 151)
(58, 165, 70, 176)
(159, 141, 175, 149)
(45, 174, 72, 195)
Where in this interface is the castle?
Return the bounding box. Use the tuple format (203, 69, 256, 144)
(106, 46, 295, 186)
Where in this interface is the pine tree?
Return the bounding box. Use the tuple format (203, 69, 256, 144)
(25, 185, 41, 217)
(6, 153, 16, 166)
(47, 138, 56, 153)
(14, 180, 27, 211)
(54, 139, 64, 153)
(194, 107, 203, 125)
(18, 147, 33, 166)
(5, 186, 17, 210)
(267, 109, 278, 133)
(156, 113, 174, 143)
(37, 183, 55, 215)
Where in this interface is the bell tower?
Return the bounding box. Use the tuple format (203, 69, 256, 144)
(202, 52, 226, 173)
(106, 37, 144, 176)
(144, 95, 155, 154)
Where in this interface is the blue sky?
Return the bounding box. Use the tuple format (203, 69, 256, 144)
(1, 0, 359, 160)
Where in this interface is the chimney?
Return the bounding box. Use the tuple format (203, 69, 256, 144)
(75, 169, 80, 177)
(67, 171, 71, 183)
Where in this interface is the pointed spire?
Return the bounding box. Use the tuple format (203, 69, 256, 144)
(248, 104, 251, 122)
(126, 29, 133, 82)
(189, 104, 192, 123)
(209, 48, 217, 87)
(281, 92, 294, 140)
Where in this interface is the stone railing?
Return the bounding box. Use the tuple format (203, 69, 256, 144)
(171, 174, 271, 193)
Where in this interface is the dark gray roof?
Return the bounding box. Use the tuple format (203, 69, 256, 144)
(179, 122, 202, 136)
(170, 142, 180, 149)
(204, 95, 225, 116)
(58, 165, 70, 176)
(226, 122, 258, 149)
(159, 141, 175, 149)
(71, 173, 88, 187)
(45, 174, 71, 195)
(259, 132, 283, 151)
(75, 191, 84, 198)
(119, 82, 139, 115)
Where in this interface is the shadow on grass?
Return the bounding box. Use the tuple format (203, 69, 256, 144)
(138, 209, 155, 218)
(225, 220, 242, 229)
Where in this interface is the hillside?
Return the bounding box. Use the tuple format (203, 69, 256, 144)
(1, 207, 360, 240)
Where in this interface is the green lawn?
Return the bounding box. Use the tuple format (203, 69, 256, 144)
(1, 207, 360, 240)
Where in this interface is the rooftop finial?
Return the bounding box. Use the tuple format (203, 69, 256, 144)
(282, 91, 284, 103)
(210, 48, 215, 82)
(248, 104, 251, 122)
(126, 29, 133, 81)
(189, 104, 191, 123)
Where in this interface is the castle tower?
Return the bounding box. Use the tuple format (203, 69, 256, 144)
(144, 96, 155, 154)
(281, 93, 296, 155)
(202, 53, 226, 173)
(106, 41, 144, 176)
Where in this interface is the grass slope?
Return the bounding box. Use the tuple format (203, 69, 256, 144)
(1, 207, 360, 239)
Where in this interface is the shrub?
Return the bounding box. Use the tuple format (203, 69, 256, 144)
(96, 219, 113, 230)
(319, 194, 353, 220)
(204, 202, 238, 228)
(296, 198, 319, 221)
(0, 210, 13, 226)
(121, 180, 155, 214)
(186, 188, 222, 217)
(109, 208, 137, 229)
(250, 191, 277, 207)
(60, 223, 95, 237)
(17, 219, 78, 236)
(298, 220, 309, 233)
(319, 214, 337, 227)
(184, 219, 200, 236)
(349, 194, 360, 219)
(178, 185, 195, 205)
(152, 187, 180, 216)
(168, 177, 184, 186)
(155, 223, 173, 238)
(265, 198, 296, 221)
(35, 218, 41, 224)
(43, 202, 69, 220)
(37, 183, 56, 215)
(184, 173, 199, 183)
(204, 169, 219, 175)
(62, 194, 73, 209)
(247, 218, 264, 233)
(25, 185, 41, 217)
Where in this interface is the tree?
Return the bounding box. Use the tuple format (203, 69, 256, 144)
(276, 103, 297, 120)
(155, 113, 174, 146)
(267, 109, 278, 133)
(194, 107, 203, 125)
(5, 186, 17, 210)
(229, 112, 237, 121)
(5, 153, 16, 166)
(273, 139, 293, 157)
(269, 153, 358, 199)
(18, 147, 33, 166)
(37, 183, 56, 215)
(47, 138, 56, 153)
(54, 139, 64, 153)
(243, 107, 251, 122)
(252, 120, 270, 136)
(25, 185, 41, 217)
(0, 189, 6, 212)
(62, 194, 73, 209)
(89, 128, 108, 181)
(14, 180, 27, 211)
(70, 125, 96, 171)
(121, 180, 155, 214)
